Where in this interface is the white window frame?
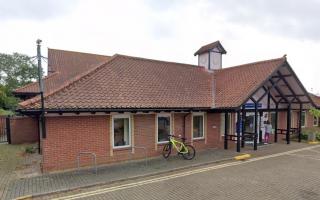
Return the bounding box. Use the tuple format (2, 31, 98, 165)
(301, 111, 306, 128)
(313, 116, 318, 126)
(192, 112, 205, 140)
(157, 113, 171, 144)
(112, 114, 131, 149)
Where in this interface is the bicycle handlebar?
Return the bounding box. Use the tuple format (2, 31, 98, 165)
(167, 134, 186, 141)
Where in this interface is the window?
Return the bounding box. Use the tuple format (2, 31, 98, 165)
(244, 114, 255, 133)
(220, 113, 232, 135)
(313, 116, 318, 126)
(157, 114, 171, 143)
(193, 113, 204, 139)
(270, 112, 277, 130)
(113, 115, 131, 148)
(301, 111, 306, 127)
(291, 111, 295, 127)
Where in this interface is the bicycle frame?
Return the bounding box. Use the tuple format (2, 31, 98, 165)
(169, 137, 188, 154)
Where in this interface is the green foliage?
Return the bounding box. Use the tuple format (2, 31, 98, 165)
(25, 146, 36, 154)
(301, 132, 308, 140)
(0, 52, 40, 112)
(309, 107, 320, 118)
(301, 127, 320, 141)
(0, 53, 39, 91)
(0, 85, 18, 111)
(0, 108, 14, 116)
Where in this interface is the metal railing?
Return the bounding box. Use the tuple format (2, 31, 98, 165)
(128, 146, 148, 167)
(77, 151, 97, 174)
(276, 128, 298, 135)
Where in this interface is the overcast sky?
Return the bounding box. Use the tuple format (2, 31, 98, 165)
(0, 0, 319, 94)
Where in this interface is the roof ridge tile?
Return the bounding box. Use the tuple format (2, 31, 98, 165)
(115, 54, 204, 69)
(48, 48, 110, 58)
(214, 56, 286, 72)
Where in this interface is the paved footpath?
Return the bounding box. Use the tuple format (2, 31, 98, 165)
(5, 142, 316, 199)
(38, 145, 320, 200)
(5, 147, 238, 200)
(0, 144, 37, 200)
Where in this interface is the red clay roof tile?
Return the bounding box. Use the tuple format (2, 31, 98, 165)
(20, 55, 213, 110)
(309, 93, 320, 108)
(14, 49, 110, 94)
(17, 49, 290, 110)
(214, 57, 286, 108)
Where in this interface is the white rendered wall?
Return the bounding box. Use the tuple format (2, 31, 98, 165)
(198, 52, 209, 69)
(210, 51, 222, 70)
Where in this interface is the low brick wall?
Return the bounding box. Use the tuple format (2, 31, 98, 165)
(10, 116, 39, 144)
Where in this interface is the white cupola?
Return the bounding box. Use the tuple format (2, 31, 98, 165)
(194, 40, 227, 70)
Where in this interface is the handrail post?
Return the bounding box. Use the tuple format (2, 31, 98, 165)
(77, 152, 97, 174)
(129, 145, 148, 167)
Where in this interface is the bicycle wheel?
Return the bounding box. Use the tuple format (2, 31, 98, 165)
(182, 144, 196, 160)
(162, 143, 172, 159)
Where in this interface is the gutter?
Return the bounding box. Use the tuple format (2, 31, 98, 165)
(16, 107, 211, 115)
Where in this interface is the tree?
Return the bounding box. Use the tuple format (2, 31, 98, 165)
(0, 52, 39, 111)
(0, 53, 39, 90)
(309, 107, 320, 118)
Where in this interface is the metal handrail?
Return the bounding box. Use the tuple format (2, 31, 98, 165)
(77, 151, 97, 174)
(276, 128, 298, 135)
(128, 146, 148, 167)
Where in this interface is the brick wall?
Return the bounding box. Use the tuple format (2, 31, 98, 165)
(277, 111, 318, 129)
(43, 116, 110, 172)
(305, 112, 314, 128)
(42, 113, 223, 172)
(10, 116, 39, 144)
(44, 110, 316, 172)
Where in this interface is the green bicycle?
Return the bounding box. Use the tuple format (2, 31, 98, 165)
(162, 134, 196, 160)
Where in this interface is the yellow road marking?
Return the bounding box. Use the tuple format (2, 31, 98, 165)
(51, 145, 320, 200)
(234, 154, 251, 160)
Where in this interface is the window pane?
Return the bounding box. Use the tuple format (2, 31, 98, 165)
(114, 118, 130, 147)
(193, 115, 204, 138)
(314, 116, 318, 126)
(158, 116, 170, 142)
(220, 114, 231, 135)
(301, 112, 306, 127)
(245, 115, 255, 133)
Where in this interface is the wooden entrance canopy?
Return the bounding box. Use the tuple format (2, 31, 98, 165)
(223, 58, 316, 152)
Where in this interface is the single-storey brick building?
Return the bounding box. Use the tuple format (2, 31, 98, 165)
(14, 41, 320, 172)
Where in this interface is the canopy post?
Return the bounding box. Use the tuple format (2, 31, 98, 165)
(241, 106, 246, 148)
(224, 112, 228, 150)
(259, 111, 263, 144)
(298, 103, 302, 143)
(254, 103, 258, 150)
(286, 103, 291, 144)
(274, 102, 279, 143)
(236, 110, 241, 152)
